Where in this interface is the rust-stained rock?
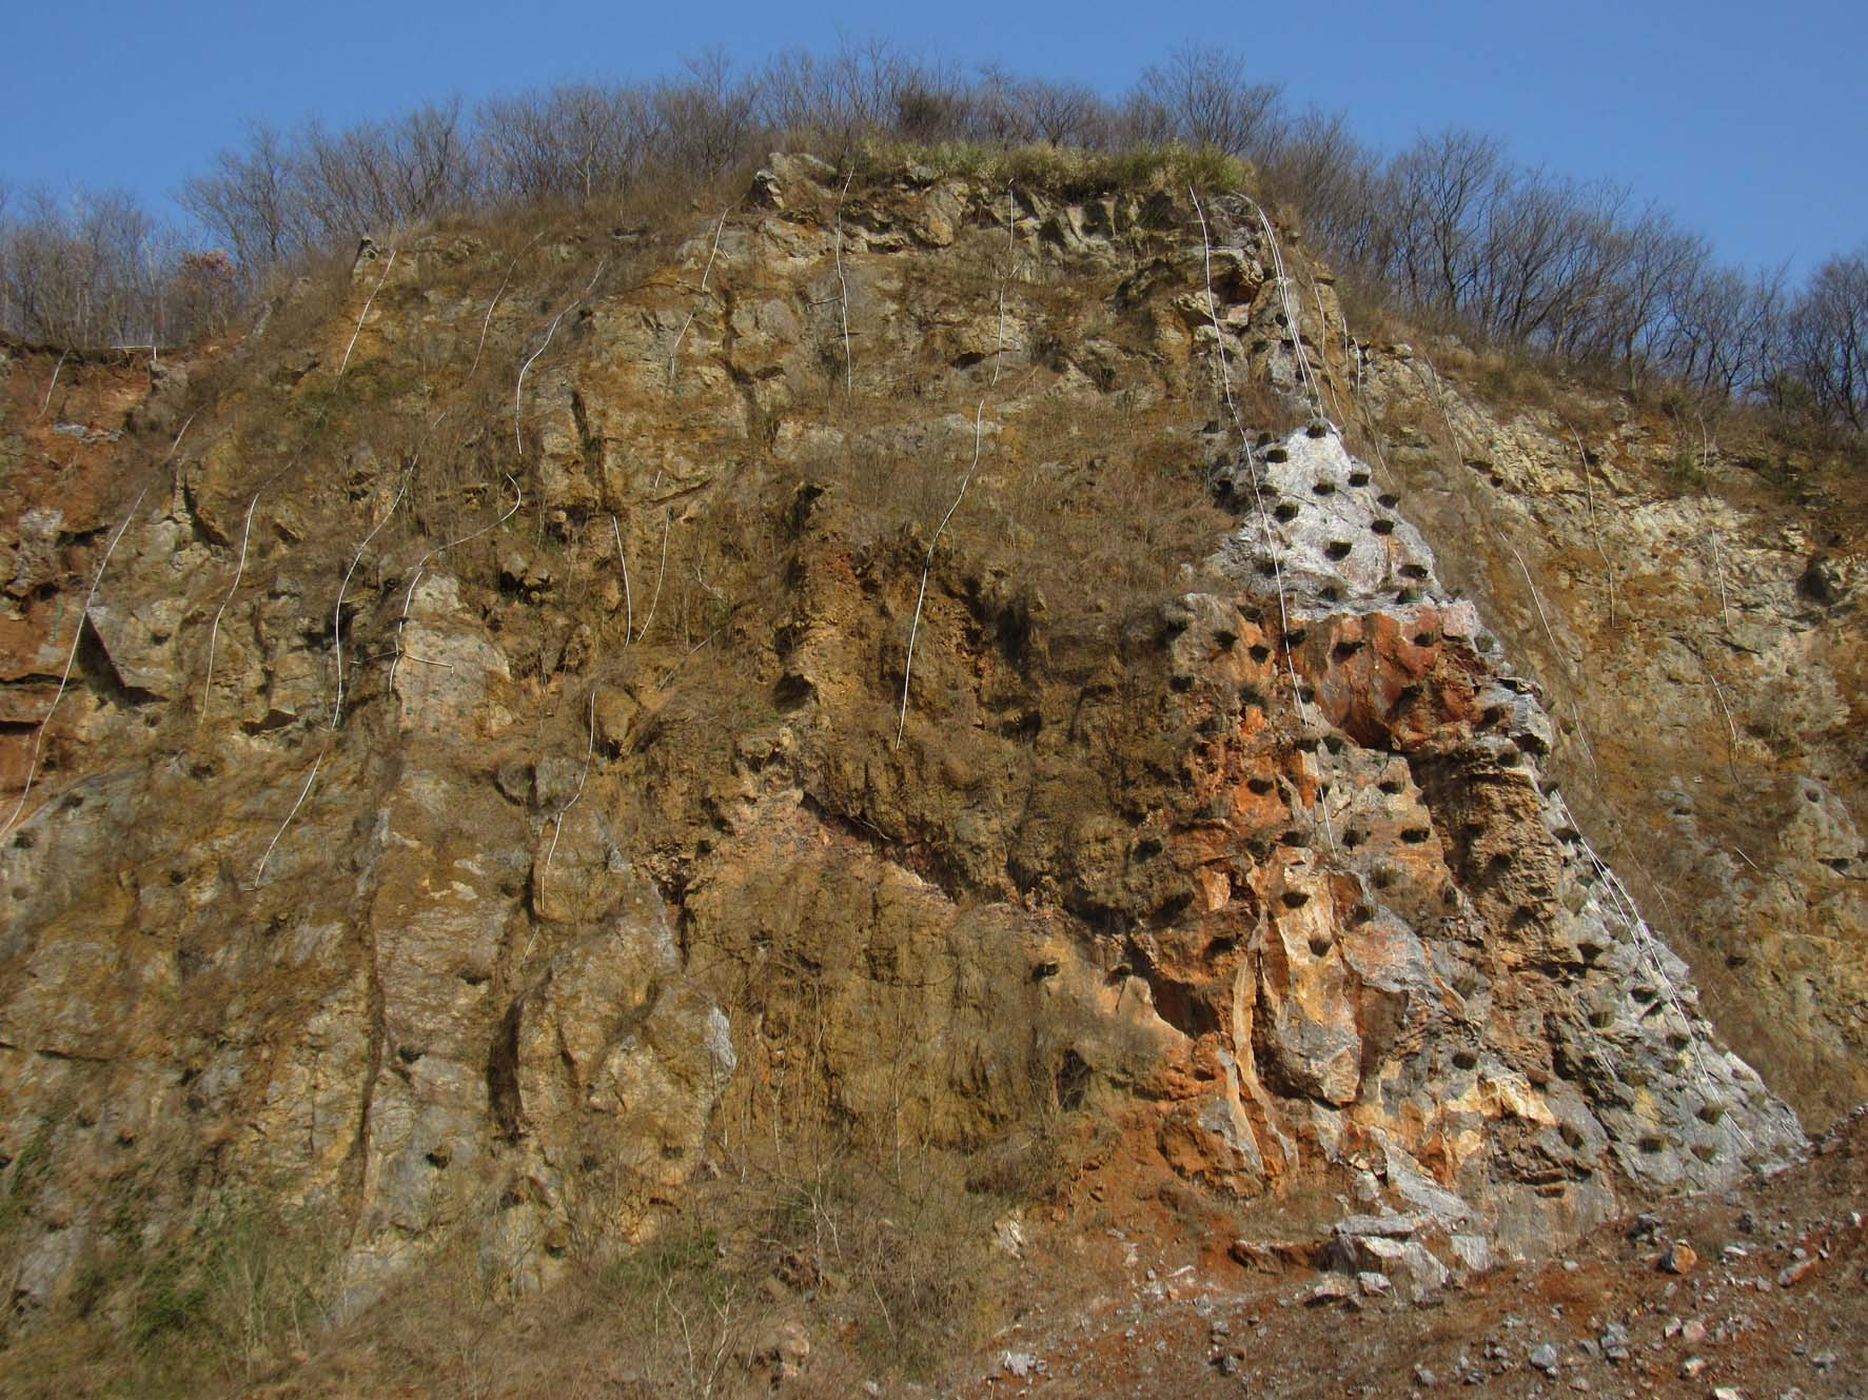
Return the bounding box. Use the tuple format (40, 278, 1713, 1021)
(0, 168, 1842, 1339)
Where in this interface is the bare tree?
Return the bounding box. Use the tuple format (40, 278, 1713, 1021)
(1787, 249, 1868, 430)
(651, 49, 760, 178)
(479, 84, 653, 204)
(1130, 44, 1283, 155)
(2, 39, 1856, 441)
(181, 123, 307, 273)
(0, 186, 178, 347)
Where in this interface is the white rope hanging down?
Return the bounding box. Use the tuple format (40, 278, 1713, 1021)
(515, 256, 610, 456)
(894, 182, 1020, 749)
(200, 487, 265, 725)
(1, 414, 193, 840)
(252, 743, 328, 886)
(1558, 414, 1619, 628)
(833, 171, 855, 396)
(339, 250, 399, 376)
(896, 400, 987, 748)
(1239, 194, 1328, 427)
(635, 508, 670, 645)
(993, 185, 1016, 389)
(330, 467, 414, 728)
(387, 473, 523, 698)
(666, 202, 735, 388)
(1190, 189, 1336, 855)
(37, 349, 69, 420)
(543, 687, 598, 873)
(471, 232, 545, 376)
(611, 513, 635, 642)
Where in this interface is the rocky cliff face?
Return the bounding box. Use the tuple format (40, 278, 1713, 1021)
(0, 157, 1853, 1352)
(1346, 352, 1868, 1127)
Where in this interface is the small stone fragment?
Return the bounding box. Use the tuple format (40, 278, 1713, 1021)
(1001, 1351, 1038, 1379)
(1307, 1275, 1355, 1305)
(1777, 1256, 1817, 1288)
(1659, 1242, 1699, 1274)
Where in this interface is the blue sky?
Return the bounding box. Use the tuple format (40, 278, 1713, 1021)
(3, 0, 1862, 276)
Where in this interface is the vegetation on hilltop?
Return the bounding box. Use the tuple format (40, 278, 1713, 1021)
(1, 43, 1864, 444)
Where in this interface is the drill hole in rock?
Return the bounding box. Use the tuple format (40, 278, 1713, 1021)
(1274, 500, 1301, 522)
(1412, 631, 1436, 647)
(1319, 584, 1343, 604)
(1333, 638, 1365, 660)
(1395, 587, 1420, 605)
(1281, 889, 1312, 909)
(1256, 558, 1278, 578)
(1265, 447, 1289, 463)
(1348, 470, 1371, 487)
(1371, 518, 1396, 536)
(1247, 775, 1276, 795)
(1249, 643, 1272, 664)
(1308, 933, 1333, 956)
(1311, 480, 1337, 496)
(1378, 493, 1400, 509)
(1378, 776, 1405, 795)
(1399, 826, 1432, 844)
(1305, 421, 1329, 438)
(1400, 563, 1430, 580)
(1324, 540, 1352, 561)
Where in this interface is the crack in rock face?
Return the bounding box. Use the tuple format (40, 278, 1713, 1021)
(1149, 424, 1804, 1272)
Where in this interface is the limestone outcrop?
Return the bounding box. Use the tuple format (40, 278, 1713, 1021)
(0, 160, 1852, 1338)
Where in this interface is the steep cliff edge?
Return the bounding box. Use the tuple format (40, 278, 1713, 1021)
(0, 156, 1857, 1390)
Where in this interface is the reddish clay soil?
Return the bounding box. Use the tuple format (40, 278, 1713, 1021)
(963, 1112, 1868, 1399)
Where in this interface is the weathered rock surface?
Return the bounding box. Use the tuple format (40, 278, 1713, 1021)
(0, 164, 1847, 1342)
